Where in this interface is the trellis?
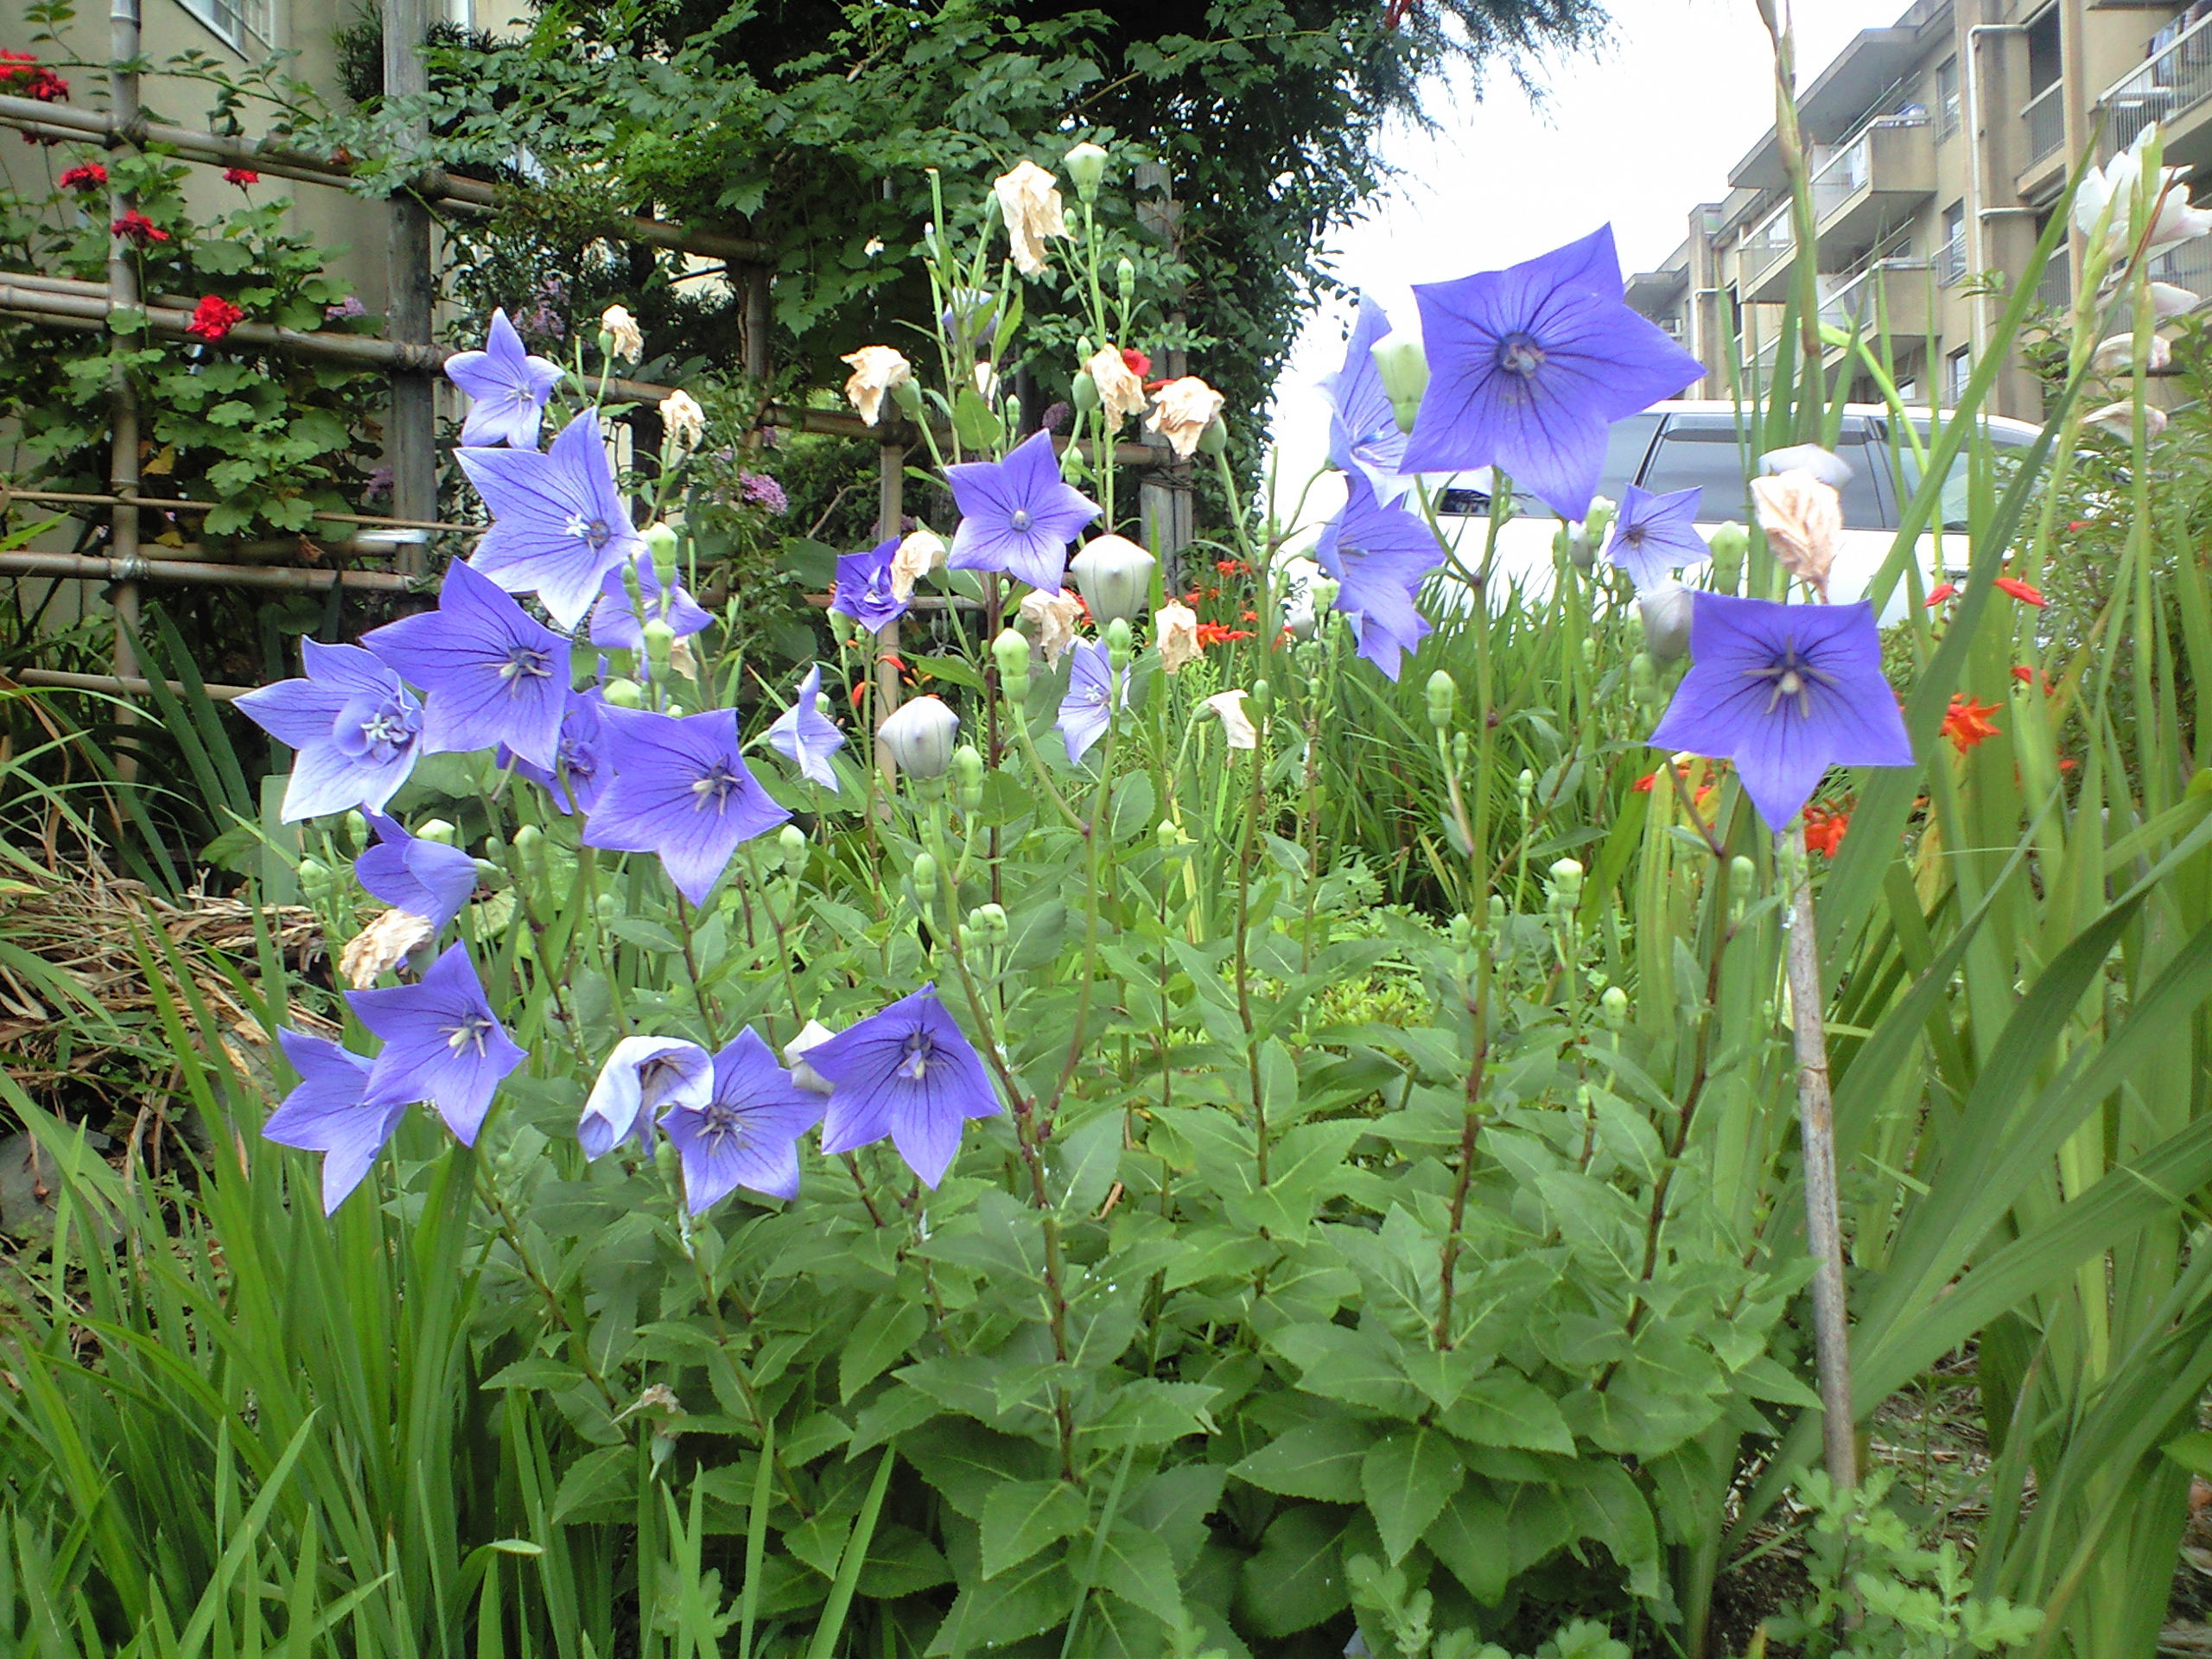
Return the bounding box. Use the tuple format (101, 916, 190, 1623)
(0, 3, 1192, 722)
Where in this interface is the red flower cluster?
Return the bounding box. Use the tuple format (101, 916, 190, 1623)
(1993, 575, 2045, 607)
(1631, 760, 1719, 809)
(223, 167, 259, 186)
(1120, 346, 1150, 378)
(1215, 557, 1248, 576)
(111, 210, 169, 245)
(1194, 622, 1254, 648)
(1802, 801, 1851, 857)
(2012, 664, 2056, 694)
(1924, 582, 1956, 608)
(58, 162, 106, 191)
(185, 294, 245, 342)
(2, 51, 69, 101)
(1941, 694, 2002, 753)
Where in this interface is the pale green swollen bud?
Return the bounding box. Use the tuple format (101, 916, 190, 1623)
(1628, 652, 1656, 706)
(297, 855, 334, 899)
(1063, 141, 1109, 200)
(977, 902, 1008, 942)
(829, 609, 857, 647)
(343, 810, 370, 855)
(1548, 857, 1585, 903)
(1249, 677, 1272, 716)
(1708, 520, 1749, 592)
(1071, 371, 1101, 413)
(641, 618, 677, 677)
(991, 627, 1032, 702)
(416, 818, 457, 845)
(644, 522, 680, 592)
(1517, 767, 1535, 801)
(1105, 615, 1135, 673)
(951, 744, 985, 813)
(1308, 575, 1340, 614)
(911, 850, 938, 893)
(1599, 985, 1629, 1030)
(778, 823, 807, 878)
(1582, 494, 1617, 547)
(1370, 338, 1429, 434)
(1116, 257, 1137, 303)
(1730, 855, 1758, 899)
(890, 376, 925, 418)
(1426, 669, 1458, 729)
(1448, 912, 1475, 948)
(878, 695, 960, 779)
(1155, 819, 1181, 852)
(1452, 731, 1471, 770)
(1198, 415, 1229, 457)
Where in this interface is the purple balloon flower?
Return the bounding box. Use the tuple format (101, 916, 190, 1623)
(1324, 294, 1411, 504)
(1054, 639, 1127, 763)
(830, 538, 909, 636)
(357, 811, 478, 930)
(446, 308, 564, 449)
(1315, 473, 1440, 681)
(502, 689, 608, 815)
(811, 984, 1001, 1189)
(660, 1027, 825, 1209)
(1400, 225, 1702, 521)
(766, 664, 844, 790)
(262, 1029, 404, 1213)
(349, 940, 526, 1146)
(1604, 483, 1708, 591)
(238, 641, 425, 822)
(364, 560, 572, 768)
(582, 707, 791, 904)
(1648, 593, 1914, 832)
(579, 1034, 714, 1159)
(460, 409, 646, 629)
(945, 429, 1101, 591)
(588, 554, 714, 652)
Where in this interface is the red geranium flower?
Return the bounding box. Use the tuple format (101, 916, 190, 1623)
(3, 52, 68, 101)
(1993, 575, 2045, 607)
(185, 294, 245, 342)
(1941, 694, 2003, 753)
(58, 162, 106, 190)
(111, 211, 169, 245)
(1923, 582, 1957, 607)
(223, 167, 259, 186)
(1120, 346, 1151, 378)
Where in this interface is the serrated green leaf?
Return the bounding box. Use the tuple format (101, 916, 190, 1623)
(1236, 1504, 1348, 1638)
(1230, 1417, 1378, 1503)
(980, 1478, 1087, 1579)
(1442, 1371, 1578, 1453)
(1361, 1427, 1463, 1562)
(839, 1299, 926, 1402)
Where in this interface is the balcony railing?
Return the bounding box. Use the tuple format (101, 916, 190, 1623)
(2037, 254, 2072, 312)
(2151, 238, 2212, 303)
(2100, 12, 2212, 161)
(1810, 137, 1872, 224)
(1939, 232, 1967, 286)
(1817, 259, 1931, 334)
(2023, 82, 2065, 166)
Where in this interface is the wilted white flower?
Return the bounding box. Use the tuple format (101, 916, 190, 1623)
(972, 360, 1000, 404)
(1068, 534, 1156, 626)
(890, 525, 947, 600)
(877, 695, 959, 778)
(1637, 582, 1694, 664)
(600, 304, 644, 361)
(1203, 689, 1257, 751)
(658, 389, 707, 454)
(1018, 586, 1083, 666)
(862, 235, 885, 257)
(2091, 332, 2173, 374)
(2085, 401, 2171, 439)
(1154, 601, 1200, 673)
(993, 159, 1067, 277)
(2149, 281, 2199, 320)
(1750, 471, 1844, 598)
(841, 345, 912, 427)
(1084, 345, 1148, 428)
(1758, 443, 1853, 488)
(1147, 376, 1225, 459)
(339, 908, 434, 989)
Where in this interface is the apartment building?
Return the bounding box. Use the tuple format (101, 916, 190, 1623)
(1624, 0, 2212, 423)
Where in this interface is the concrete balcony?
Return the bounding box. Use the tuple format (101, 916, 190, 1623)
(1808, 119, 1936, 264)
(2100, 14, 2212, 174)
(1739, 202, 1798, 303)
(1817, 261, 1933, 345)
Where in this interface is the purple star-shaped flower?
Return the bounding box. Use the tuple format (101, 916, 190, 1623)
(582, 706, 791, 904)
(946, 429, 1101, 591)
(811, 983, 1001, 1188)
(261, 1029, 404, 1213)
(356, 812, 478, 930)
(364, 559, 571, 768)
(446, 308, 565, 449)
(1604, 483, 1708, 591)
(766, 664, 844, 790)
(460, 409, 646, 629)
(1054, 639, 1127, 762)
(502, 689, 608, 815)
(588, 554, 714, 652)
(1315, 473, 1440, 681)
(1323, 294, 1412, 503)
(1648, 593, 1914, 831)
(236, 639, 424, 822)
(578, 1034, 713, 1159)
(830, 538, 909, 636)
(348, 940, 526, 1146)
(660, 1027, 824, 1209)
(1400, 225, 1702, 521)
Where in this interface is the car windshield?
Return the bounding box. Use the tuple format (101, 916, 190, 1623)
(1641, 413, 1889, 531)
(1886, 417, 2038, 531)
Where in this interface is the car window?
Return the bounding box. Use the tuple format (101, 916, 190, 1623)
(1891, 418, 2037, 531)
(1431, 412, 1662, 518)
(1642, 413, 1888, 531)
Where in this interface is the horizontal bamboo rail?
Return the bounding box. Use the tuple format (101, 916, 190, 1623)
(8, 665, 253, 701)
(0, 550, 416, 592)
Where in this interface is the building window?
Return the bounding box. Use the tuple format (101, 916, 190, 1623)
(177, 0, 273, 54)
(1947, 346, 1973, 406)
(1940, 201, 1967, 284)
(1936, 56, 1961, 142)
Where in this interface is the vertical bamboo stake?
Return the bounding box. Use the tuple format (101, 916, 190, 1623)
(383, 0, 435, 572)
(741, 266, 770, 380)
(105, 0, 143, 781)
(873, 438, 904, 785)
(1785, 825, 1857, 1490)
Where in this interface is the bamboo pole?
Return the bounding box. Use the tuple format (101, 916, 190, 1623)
(106, 0, 143, 782)
(8, 666, 256, 701)
(0, 551, 416, 592)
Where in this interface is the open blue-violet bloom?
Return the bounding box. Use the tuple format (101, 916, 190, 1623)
(660, 1027, 824, 1209)
(364, 558, 570, 768)
(348, 941, 526, 1147)
(829, 538, 909, 636)
(811, 984, 1001, 1188)
(1322, 295, 1412, 503)
(1648, 593, 1913, 831)
(356, 811, 477, 931)
(1604, 483, 1708, 591)
(502, 688, 608, 815)
(261, 1030, 402, 1213)
(589, 553, 713, 652)
(766, 664, 844, 789)
(579, 1035, 713, 1159)
(582, 706, 791, 904)
(1399, 225, 1702, 520)
(1315, 473, 1440, 681)
(461, 409, 646, 629)
(945, 428, 1101, 591)
(236, 639, 423, 821)
(446, 308, 564, 449)
(1054, 639, 1127, 762)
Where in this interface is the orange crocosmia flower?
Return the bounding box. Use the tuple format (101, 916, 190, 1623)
(1993, 576, 2046, 607)
(1941, 694, 2003, 753)
(1802, 803, 1850, 856)
(1924, 582, 1957, 607)
(1194, 622, 1255, 648)
(1630, 772, 1657, 792)
(1215, 557, 1248, 576)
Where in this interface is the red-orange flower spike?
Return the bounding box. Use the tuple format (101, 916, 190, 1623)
(1993, 576, 2045, 607)
(1924, 582, 1957, 607)
(1941, 694, 2002, 753)
(1802, 802, 1850, 856)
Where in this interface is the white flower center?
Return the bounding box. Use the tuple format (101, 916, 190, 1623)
(499, 645, 554, 684)
(1008, 509, 1033, 532)
(690, 761, 745, 814)
(445, 1014, 493, 1057)
(898, 1030, 934, 1082)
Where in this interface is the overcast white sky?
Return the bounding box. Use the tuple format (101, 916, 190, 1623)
(1264, 0, 1903, 515)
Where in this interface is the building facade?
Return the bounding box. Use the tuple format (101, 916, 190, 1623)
(1624, 0, 2212, 423)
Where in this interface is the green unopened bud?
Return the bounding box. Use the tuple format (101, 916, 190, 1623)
(1562, 522, 1596, 572)
(1708, 520, 1750, 593)
(1517, 768, 1535, 802)
(416, 818, 457, 846)
(1426, 669, 1458, 729)
(343, 810, 370, 855)
(512, 822, 544, 872)
(1452, 731, 1471, 770)
(1628, 652, 1657, 707)
(1156, 818, 1179, 851)
(976, 901, 1008, 942)
(1729, 855, 1757, 899)
(1105, 615, 1134, 672)
(890, 376, 925, 418)
(641, 618, 677, 677)
(1599, 985, 1629, 1030)
(1582, 494, 1617, 548)
(911, 850, 938, 894)
(1370, 339, 1429, 434)
(1198, 415, 1230, 456)
(604, 676, 645, 709)
(297, 855, 334, 899)
(951, 743, 985, 812)
(778, 823, 807, 878)
(1448, 912, 1475, 948)
(992, 627, 1033, 702)
(1063, 141, 1109, 200)
(1638, 583, 1694, 664)
(1071, 371, 1101, 413)
(644, 522, 680, 591)
(1487, 893, 1508, 929)
(1116, 257, 1137, 303)
(1249, 678, 1272, 716)
(621, 556, 646, 614)
(1548, 857, 1584, 903)
(1308, 575, 1340, 614)
(829, 609, 857, 646)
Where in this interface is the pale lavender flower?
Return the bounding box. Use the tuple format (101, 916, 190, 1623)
(1604, 483, 1708, 591)
(357, 811, 477, 930)
(737, 471, 788, 514)
(811, 984, 1001, 1188)
(1054, 639, 1126, 762)
(945, 429, 1100, 591)
(766, 664, 844, 790)
(236, 639, 423, 822)
(581, 707, 791, 904)
(588, 554, 713, 652)
(1323, 294, 1412, 503)
(660, 1027, 824, 1209)
(461, 409, 646, 629)
(502, 689, 609, 815)
(445, 308, 566, 448)
(349, 941, 526, 1146)
(830, 538, 908, 636)
(579, 1035, 713, 1159)
(1314, 473, 1438, 681)
(262, 1030, 402, 1213)
(363, 559, 570, 768)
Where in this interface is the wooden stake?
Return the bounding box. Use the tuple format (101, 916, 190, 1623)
(382, 0, 436, 575)
(105, 0, 143, 782)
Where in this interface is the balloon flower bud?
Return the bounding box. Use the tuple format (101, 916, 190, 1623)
(877, 695, 960, 779)
(910, 850, 938, 898)
(992, 627, 1033, 702)
(779, 824, 808, 878)
(1069, 533, 1157, 626)
(1516, 767, 1535, 804)
(1308, 575, 1340, 615)
(1071, 371, 1101, 413)
(1105, 616, 1135, 673)
(951, 744, 985, 813)
(1548, 857, 1585, 907)
(1637, 582, 1694, 664)
(343, 810, 370, 855)
(1426, 670, 1458, 730)
(416, 818, 458, 846)
(1198, 414, 1230, 457)
(829, 609, 857, 647)
(1599, 985, 1629, 1030)
(889, 375, 925, 418)
(1116, 257, 1137, 303)
(976, 902, 1009, 943)
(1707, 520, 1750, 591)
(297, 856, 335, 899)
(512, 822, 544, 874)
(1063, 141, 1109, 200)
(641, 618, 677, 678)
(1582, 494, 1617, 548)
(1729, 854, 1758, 900)
(644, 522, 680, 592)
(604, 676, 645, 709)
(1561, 522, 1596, 572)
(1370, 339, 1429, 435)
(1249, 678, 1272, 717)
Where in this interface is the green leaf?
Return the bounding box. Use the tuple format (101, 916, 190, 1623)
(980, 1478, 1087, 1580)
(1270, 1323, 1425, 1418)
(903, 1421, 1052, 1520)
(1093, 1519, 1184, 1625)
(928, 1555, 1071, 1654)
(1231, 1416, 1378, 1503)
(839, 1299, 926, 1402)
(952, 385, 1004, 449)
(1052, 1109, 1122, 1219)
(1441, 1371, 1577, 1453)
(1426, 1481, 1510, 1605)
(1361, 1427, 1464, 1562)
(1237, 1504, 1348, 1638)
